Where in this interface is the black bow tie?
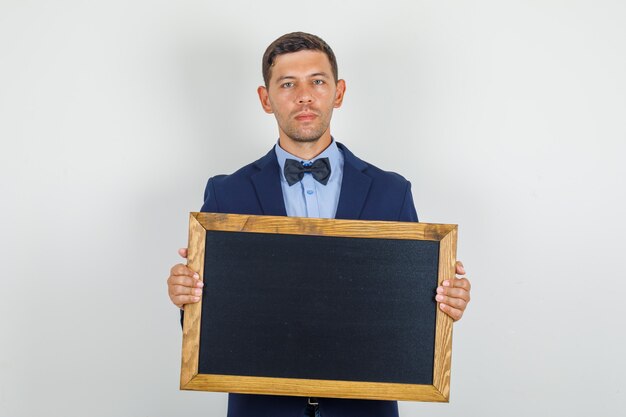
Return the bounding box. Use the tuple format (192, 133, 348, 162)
(284, 158, 331, 186)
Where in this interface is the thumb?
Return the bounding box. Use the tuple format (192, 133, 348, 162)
(455, 260, 465, 275)
(178, 248, 188, 259)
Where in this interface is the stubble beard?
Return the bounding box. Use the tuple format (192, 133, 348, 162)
(283, 125, 326, 143)
(279, 110, 332, 144)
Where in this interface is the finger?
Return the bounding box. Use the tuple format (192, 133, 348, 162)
(169, 284, 203, 298)
(441, 277, 471, 291)
(453, 277, 471, 291)
(167, 274, 204, 288)
(439, 303, 463, 321)
(435, 293, 468, 310)
(437, 286, 470, 303)
(170, 263, 197, 277)
(178, 248, 188, 258)
(455, 260, 465, 275)
(171, 294, 201, 307)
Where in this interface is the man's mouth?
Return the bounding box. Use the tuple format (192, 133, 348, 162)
(294, 112, 317, 121)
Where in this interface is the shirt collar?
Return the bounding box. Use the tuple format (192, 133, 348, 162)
(274, 138, 343, 185)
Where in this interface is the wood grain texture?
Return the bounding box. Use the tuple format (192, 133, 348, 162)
(432, 227, 458, 401)
(180, 212, 458, 402)
(192, 212, 455, 241)
(183, 374, 448, 402)
(180, 213, 206, 388)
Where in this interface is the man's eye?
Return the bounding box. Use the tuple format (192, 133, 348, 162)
(313, 79, 324, 85)
(282, 82, 294, 88)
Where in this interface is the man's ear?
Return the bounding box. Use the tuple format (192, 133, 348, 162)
(257, 86, 273, 114)
(333, 79, 346, 109)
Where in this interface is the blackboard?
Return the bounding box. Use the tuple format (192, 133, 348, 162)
(181, 212, 457, 402)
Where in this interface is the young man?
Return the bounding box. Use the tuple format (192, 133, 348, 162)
(167, 32, 471, 417)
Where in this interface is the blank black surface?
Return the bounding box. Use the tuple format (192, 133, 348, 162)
(198, 230, 439, 385)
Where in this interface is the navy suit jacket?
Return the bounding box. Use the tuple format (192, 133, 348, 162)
(195, 142, 418, 417)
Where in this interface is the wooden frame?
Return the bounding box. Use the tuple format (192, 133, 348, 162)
(181, 212, 457, 402)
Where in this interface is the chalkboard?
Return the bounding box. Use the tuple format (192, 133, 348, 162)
(181, 212, 457, 402)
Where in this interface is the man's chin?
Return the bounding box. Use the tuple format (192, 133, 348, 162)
(290, 136, 321, 143)
(285, 129, 325, 143)
(280, 123, 330, 143)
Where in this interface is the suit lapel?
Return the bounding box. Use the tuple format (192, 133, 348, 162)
(335, 143, 372, 220)
(251, 148, 288, 216)
(250, 142, 371, 219)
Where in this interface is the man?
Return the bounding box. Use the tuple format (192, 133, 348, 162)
(167, 32, 471, 417)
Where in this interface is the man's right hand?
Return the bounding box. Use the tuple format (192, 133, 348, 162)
(167, 248, 204, 309)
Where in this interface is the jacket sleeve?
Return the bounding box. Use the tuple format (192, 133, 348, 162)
(398, 181, 419, 222)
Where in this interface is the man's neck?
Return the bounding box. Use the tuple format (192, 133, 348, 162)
(278, 132, 332, 160)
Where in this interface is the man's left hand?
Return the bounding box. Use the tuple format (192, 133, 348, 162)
(436, 261, 471, 321)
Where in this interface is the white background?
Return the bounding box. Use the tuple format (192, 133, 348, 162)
(1, 1, 625, 416)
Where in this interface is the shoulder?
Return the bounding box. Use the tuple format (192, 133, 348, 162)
(362, 159, 413, 207)
(206, 148, 274, 189)
(363, 160, 410, 187)
(200, 148, 277, 213)
(338, 142, 410, 187)
(338, 142, 417, 222)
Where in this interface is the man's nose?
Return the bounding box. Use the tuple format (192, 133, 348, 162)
(295, 85, 314, 104)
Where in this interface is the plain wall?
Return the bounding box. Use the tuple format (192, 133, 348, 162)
(1, 1, 625, 416)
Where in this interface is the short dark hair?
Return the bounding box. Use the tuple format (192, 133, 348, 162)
(262, 32, 338, 87)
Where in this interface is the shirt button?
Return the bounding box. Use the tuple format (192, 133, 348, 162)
(306, 190, 314, 195)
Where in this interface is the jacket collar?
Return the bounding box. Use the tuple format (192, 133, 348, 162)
(334, 142, 372, 220)
(250, 149, 287, 216)
(251, 141, 371, 219)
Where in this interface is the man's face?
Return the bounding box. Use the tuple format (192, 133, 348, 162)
(258, 50, 345, 143)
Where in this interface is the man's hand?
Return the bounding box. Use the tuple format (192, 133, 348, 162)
(436, 260, 471, 321)
(167, 248, 203, 309)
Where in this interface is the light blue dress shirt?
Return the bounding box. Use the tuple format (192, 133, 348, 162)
(274, 139, 344, 219)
